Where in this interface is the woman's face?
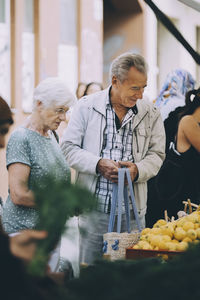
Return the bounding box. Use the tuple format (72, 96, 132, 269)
(0, 123, 10, 148)
(40, 104, 69, 131)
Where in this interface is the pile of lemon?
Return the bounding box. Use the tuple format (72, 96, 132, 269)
(133, 210, 200, 252)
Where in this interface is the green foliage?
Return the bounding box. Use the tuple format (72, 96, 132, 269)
(66, 243, 200, 300)
(28, 175, 96, 277)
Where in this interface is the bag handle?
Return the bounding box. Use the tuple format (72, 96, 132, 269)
(108, 168, 142, 233)
(125, 168, 142, 232)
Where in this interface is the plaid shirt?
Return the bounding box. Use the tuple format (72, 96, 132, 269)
(95, 96, 137, 213)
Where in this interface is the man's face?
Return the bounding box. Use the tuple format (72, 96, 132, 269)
(112, 66, 147, 108)
(0, 123, 10, 148)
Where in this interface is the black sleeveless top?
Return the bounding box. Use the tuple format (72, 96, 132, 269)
(168, 143, 200, 202)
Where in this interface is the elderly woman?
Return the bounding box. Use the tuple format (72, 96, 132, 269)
(2, 77, 76, 235)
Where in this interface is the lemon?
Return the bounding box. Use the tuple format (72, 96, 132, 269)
(141, 228, 151, 235)
(132, 244, 139, 249)
(174, 227, 186, 241)
(196, 228, 200, 239)
(165, 242, 177, 251)
(153, 219, 167, 228)
(161, 226, 173, 238)
(176, 241, 188, 251)
(137, 240, 151, 249)
(186, 229, 197, 241)
(157, 241, 168, 250)
(143, 243, 153, 250)
(182, 237, 193, 243)
(171, 239, 179, 244)
(182, 221, 195, 231)
(187, 213, 199, 223)
(149, 235, 162, 248)
(150, 228, 162, 235)
(162, 235, 171, 243)
(176, 217, 187, 227)
(194, 223, 199, 229)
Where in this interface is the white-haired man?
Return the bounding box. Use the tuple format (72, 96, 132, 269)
(61, 53, 165, 264)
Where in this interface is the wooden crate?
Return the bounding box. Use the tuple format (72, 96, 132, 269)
(126, 247, 183, 260)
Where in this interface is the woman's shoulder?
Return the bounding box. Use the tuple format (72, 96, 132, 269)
(179, 115, 196, 126)
(9, 127, 29, 142)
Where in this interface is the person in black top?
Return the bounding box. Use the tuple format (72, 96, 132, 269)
(146, 88, 200, 226)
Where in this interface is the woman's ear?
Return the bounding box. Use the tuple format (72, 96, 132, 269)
(36, 100, 43, 111)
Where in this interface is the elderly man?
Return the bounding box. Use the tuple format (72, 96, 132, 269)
(61, 52, 165, 264)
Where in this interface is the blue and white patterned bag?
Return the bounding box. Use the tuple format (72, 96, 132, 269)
(103, 168, 141, 260)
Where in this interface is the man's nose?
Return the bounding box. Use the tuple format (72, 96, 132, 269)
(59, 113, 66, 121)
(136, 88, 144, 99)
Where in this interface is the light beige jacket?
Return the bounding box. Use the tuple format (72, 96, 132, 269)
(61, 87, 165, 216)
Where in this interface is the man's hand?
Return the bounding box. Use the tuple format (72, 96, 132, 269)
(118, 161, 138, 182)
(96, 158, 119, 182)
(10, 230, 47, 262)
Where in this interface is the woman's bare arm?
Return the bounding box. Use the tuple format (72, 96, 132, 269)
(8, 163, 35, 207)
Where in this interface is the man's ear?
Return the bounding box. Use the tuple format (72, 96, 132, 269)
(112, 76, 118, 87)
(36, 100, 43, 111)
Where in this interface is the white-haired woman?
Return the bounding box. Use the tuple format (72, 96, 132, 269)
(2, 77, 76, 269)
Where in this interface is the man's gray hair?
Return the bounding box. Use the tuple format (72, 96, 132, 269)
(33, 77, 76, 110)
(109, 52, 148, 83)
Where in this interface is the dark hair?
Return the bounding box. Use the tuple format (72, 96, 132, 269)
(0, 96, 13, 125)
(83, 82, 103, 96)
(178, 87, 200, 120)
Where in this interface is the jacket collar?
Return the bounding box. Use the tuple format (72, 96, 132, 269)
(92, 85, 148, 125)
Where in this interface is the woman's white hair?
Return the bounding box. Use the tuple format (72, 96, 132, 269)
(33, 77, 77, 109)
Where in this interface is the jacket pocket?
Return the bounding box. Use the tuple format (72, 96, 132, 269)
(134, 127, 150, 155)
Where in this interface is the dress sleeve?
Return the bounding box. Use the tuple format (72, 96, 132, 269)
(6, 130, 31, 168)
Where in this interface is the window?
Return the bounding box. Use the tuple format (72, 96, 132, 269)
(0, 0, 10, 104)
(22, 0, 35, 113)
(58, 0, 78, 94)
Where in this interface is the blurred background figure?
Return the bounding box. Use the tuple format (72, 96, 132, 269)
(83, 82, 103, 96)
(155, 69, 195, 121)
(0, 96, 14, 149)
(76, 82, 86, 99)
(155, 69, 195, 152)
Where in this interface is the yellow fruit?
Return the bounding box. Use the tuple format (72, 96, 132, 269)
(196, 228, 200, 239)
(141, 228, 151, 235)
(176, 241, 188, 251)
(194, 239, 200, 245)
(187, 213, 199, 223)
(182, 237, 193, 243)
(143, 243, 153, 250)
(150, 228, 162, 235)
(137, 241, 150, 249)
(165, 242, 177, 251)
(161, 226, 173, 238)
(153, 219, 167, 227)
(162, 235, 171, 243)
(149, 235, 162, 248)
(171, 239, 179, 244)
(132, 244, 139, 249)
(176, 217, 187, 227)
(194, 224, 199, 229)
(182, 221, 195, 231)
(187, 229, 197, 241)
(157, 241, 168, 250)
(174, 228, 186, 241)
(140, 234, 149, 241)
